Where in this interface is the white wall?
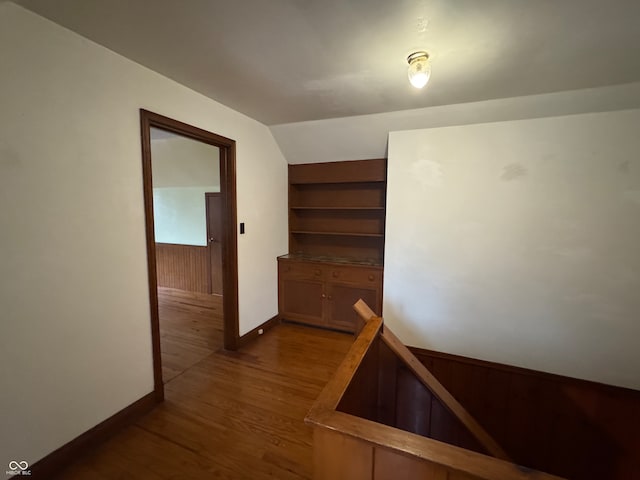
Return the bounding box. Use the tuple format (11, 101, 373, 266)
(270, 82, 640, 164)
(150, 133, 220, 188)
(153, 188, 215, 245)
(150, 135, 220, 245)
(385, 109, 640, 390)
(0, 2, 287, 467)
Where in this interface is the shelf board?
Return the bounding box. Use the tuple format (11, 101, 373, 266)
(290, 206, 385, 211)
(290, 230, 384, 238)
(290, 180, 386, 185)
(288, 159, 386, 184)
(279, 253, 383, 267)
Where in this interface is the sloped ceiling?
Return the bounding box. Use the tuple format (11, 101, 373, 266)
(13, 0, 640, 125)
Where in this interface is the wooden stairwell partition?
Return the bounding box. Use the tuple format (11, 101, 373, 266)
(305, 300, 566, 480)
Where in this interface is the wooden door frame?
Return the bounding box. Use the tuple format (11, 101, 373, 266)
(205, 192, 223, 296)
(140, 109, 239, 402)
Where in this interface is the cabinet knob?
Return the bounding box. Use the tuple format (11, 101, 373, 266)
(321, 293, 326, 298)
(368, 274, 375, 281)
(332, 271, 339, 278)
(328, 295, 332, 300)
(314, 269, 321, 276)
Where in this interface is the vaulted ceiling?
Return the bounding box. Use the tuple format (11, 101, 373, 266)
(14, 0, 640, 125)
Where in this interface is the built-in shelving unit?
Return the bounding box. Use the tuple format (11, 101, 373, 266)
(279, 159, 387, 332)
(288, 159, 387, 265)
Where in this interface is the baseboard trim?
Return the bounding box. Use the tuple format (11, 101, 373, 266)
(30, 391, 159, 478)
(237, 314, 281, 348)
(408, 346, 640, 397)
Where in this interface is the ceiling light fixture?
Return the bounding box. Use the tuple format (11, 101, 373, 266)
(407, 51, 431, 89)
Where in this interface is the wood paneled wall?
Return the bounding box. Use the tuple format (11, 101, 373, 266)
(411, 347, 640, 480)
(155, 243, 209, 293)
(338, 339, 486, 455)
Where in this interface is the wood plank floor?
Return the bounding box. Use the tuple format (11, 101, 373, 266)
(54, 290, 353, 479)
(158, 287, 223, 383)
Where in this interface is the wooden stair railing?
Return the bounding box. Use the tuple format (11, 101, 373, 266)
(354, 299, 509, 461)
(305, 299, 566, 480)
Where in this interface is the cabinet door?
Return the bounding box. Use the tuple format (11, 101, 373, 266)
(280, 278, 325, 326)
(327, 283, 379, 332)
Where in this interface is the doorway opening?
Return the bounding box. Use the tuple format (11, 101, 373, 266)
(140, 110, 239, 401)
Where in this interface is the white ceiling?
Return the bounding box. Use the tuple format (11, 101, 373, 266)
(14, 0, 640, 125)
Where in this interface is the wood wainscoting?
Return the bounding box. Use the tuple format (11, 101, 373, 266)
(410, 347, 640, 480)
(155, 243, 209, 293)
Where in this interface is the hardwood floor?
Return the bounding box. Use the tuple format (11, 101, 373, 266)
(54, 292, 353, 479)
(158, 287, 223, 382)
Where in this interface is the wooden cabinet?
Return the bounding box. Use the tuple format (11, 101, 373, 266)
(278, 263, 324, 326)
(279, 159, 386, 332)
(278, 256, 382, 333)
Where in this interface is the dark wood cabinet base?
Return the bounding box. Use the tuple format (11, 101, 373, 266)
(278, 256, 382, 333)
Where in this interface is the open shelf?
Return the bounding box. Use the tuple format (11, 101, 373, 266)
(291, 231, 384, 238)
(288, 159, 386, 184)
(290, 180, 386, 185)
(290, 206, 385, 211)
(288, 159, 387, 264)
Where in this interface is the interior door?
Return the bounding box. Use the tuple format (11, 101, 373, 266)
(206, 192, 223, 295)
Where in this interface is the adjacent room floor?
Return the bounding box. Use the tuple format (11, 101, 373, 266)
(158, 287, 223, 383)
(54, 292, 353, 479)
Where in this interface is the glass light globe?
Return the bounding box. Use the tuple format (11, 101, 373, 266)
(407, 53, 431, 89)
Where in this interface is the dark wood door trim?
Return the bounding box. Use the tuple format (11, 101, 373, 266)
(140, 109, 239, 401)
(205, 192, 223, 296)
